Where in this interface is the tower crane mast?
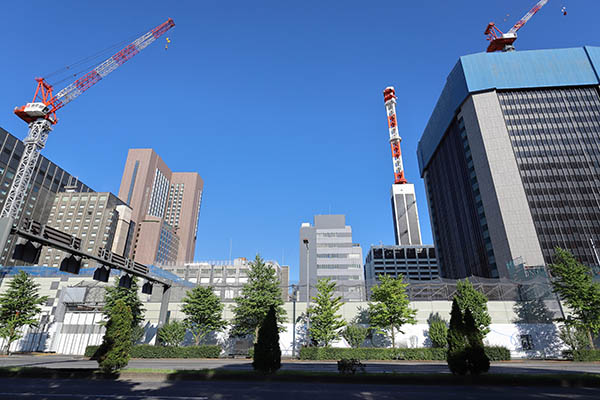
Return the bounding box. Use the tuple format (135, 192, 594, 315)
(485, 0, 548, 52)
(1, 19, 174, 221)
(383, 87, 407, 185)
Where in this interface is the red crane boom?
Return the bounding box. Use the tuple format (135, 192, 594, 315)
(14, 18, 175, 125)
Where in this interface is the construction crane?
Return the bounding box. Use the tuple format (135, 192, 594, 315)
(382, 87, 407, 185)
(485, 0, 549, 52)
(1, 19, 174, 222)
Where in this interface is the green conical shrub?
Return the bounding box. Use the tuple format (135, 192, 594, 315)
(447, 298, 467, 375)
(464, 308, 490, 374)
(97, 299, 133, 374)
(253, 305, 281, 373)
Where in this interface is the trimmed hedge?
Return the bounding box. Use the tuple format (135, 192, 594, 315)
(484, 346, 511, 362)
(299, 346, 511, 361)
(299, 347, 446, 361)
(573, 349, 600, 362)
(85, 345, 221, 359)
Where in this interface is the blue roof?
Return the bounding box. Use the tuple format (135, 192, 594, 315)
(417, 46, 600, 175)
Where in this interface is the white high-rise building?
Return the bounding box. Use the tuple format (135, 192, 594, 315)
(299, 215, 364, 302)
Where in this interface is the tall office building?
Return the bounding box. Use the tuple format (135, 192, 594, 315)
(118, 149, 203, 265)
(418, 46, 600, 279)
(299, 215, 364, 301)
(38, 191, 133, 268)
(0, 127, 93, 266)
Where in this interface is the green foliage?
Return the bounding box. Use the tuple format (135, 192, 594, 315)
(0, 271, 47, 354)
(181, 286, 226, 345)
(559, 324, 590, 358)
(299, 347, 447, 360)
(230, 255, 286, 339)
(157, 321, 187, 347)
(86, 344, 221, 359)
(308, 278, 346, 347)
(253, 305, 281, 373)
(572, 349, 600, 362)
(368, 275, 416, 348)
(97, 299, 133, 373)
(131, 324, 145, 345)
(447, 298, 468, 375)
(484, 346, 511, 361)
(342, 324, 370, 348)
(454, 279, 491, 337)
(428, 313, 448, 348)
(103, 277, 145, 330)
(464, 309, 490, 374)
(548, 248, 600, 348)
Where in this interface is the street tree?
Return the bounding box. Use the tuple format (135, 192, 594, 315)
(454, 279, 491, 337)
(97, 299, 133, 373)
(230, 255, 286, 339)
(181, 286, 226, 345)
(447, 298, 468, 375)
(548, 247, 600, 348)
(368, 275, 416, 348)
(253, 305, 281, 373)
(103, 277, 145, 336)
(464, 308, 490, 374)
(0, 271, 47, 354)
(308, 278, 346, 347)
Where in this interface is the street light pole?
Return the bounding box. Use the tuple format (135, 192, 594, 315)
(291, 284, 298, 358)
(303, 239, 310, 346)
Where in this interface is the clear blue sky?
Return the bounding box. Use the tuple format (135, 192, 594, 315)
(1, 1, 597, 283)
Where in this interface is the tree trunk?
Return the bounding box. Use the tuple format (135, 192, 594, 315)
(195, 333, 200, 346)
(391, 326, 395, 348)
(588, 328, 595, 350)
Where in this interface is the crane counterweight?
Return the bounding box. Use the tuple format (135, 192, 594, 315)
(485, 0, 548, 52)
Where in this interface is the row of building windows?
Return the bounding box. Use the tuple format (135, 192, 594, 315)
(499, 87, 600, 267)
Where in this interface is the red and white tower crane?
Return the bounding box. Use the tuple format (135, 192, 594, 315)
(485, 0, 549, 52)
(1, 19, 175, 221)
(383, 87, 407, 184)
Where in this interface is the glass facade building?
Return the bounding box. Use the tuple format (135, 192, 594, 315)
(0, 127, 93, 266)
(418, 46, 600, 279)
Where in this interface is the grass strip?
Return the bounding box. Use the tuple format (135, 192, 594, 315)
(1, 366, 599, 387)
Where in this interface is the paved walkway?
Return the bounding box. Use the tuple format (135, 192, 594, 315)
(1, 355, 599, 374)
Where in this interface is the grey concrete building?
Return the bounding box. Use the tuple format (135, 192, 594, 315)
(299, 215, 364, 302)
(0, 127, 93, 266)
(38, 191, 134, 269)
(159, 257, 289, 301)
(364, 245, 439, 286)
(417, 46, 600, 279)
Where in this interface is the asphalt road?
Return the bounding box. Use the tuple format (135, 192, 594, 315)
(1, 355, 600, 375)
(0, 378, 598, 400)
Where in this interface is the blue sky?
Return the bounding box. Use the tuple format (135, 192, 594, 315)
(1, 1, 597, 282)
